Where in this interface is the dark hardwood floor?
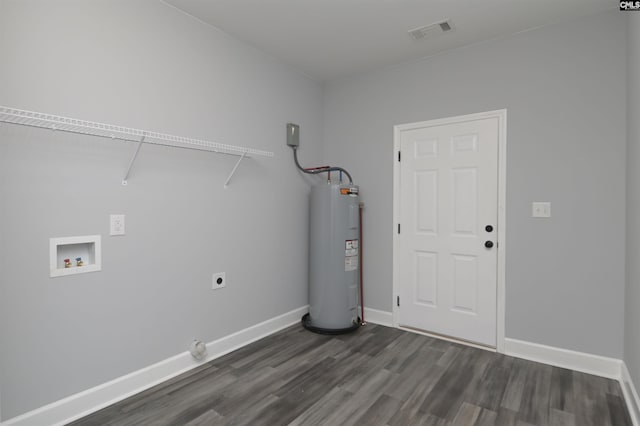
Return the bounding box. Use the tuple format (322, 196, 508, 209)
(70, 324, 632, 426)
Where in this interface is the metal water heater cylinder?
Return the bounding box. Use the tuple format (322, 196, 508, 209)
(307, 182, 360, 331)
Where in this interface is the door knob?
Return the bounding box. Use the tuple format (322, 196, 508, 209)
(485, 225, 493, 232)
(485, 241, 494, 248)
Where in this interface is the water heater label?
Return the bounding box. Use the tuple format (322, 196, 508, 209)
(345, 239, 359, 271)
(345, 256, 359, 272)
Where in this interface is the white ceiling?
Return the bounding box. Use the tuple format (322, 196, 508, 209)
(164, 0, 615, 81)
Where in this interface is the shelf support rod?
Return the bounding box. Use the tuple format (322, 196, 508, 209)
(122, 134, 146, 186)
(224, 150, 248, 189)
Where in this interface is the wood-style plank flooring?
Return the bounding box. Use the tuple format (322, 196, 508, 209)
(70, 324, 632, 426)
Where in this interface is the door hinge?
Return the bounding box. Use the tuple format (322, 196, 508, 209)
(398, 151, 401, 162)
(397, 296, 400, 307)
(397, 223, 400, 234)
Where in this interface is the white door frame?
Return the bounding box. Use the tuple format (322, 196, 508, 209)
(392, 109, 507, 353)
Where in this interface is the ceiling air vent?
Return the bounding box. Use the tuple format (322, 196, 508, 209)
(408, 19, 454, 41)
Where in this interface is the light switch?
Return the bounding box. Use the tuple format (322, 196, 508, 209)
(532, 202, 551, 218)
(110, 214, 125, 235)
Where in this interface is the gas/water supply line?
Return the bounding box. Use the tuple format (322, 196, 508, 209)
(292, 146, 353, 184)
(287, 122, 353, 183)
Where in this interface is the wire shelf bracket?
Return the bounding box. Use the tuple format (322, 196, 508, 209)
(122, 134, 146, 186)
(0, 105, 274, 187)
(224, 150, 248, 189)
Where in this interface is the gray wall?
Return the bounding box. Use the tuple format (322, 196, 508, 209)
(0, 1, 324, 420)
(0, 1, 631, 421)
(323, 11, 627, 358)
(626, 12, 640, 391)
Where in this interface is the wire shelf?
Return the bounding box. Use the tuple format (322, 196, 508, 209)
(0, 106, 274, 158)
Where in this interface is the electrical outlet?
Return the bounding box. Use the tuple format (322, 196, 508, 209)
(110, 214, 125, 235)
(212, 272, 226, 290)
(532, 202, 551, 218)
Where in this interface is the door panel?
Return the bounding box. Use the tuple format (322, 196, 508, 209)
(415, 251, 438, 306)
(452, 168, 477, 235)
(416, 171, 438, 233)
(452, 254, 478, 313)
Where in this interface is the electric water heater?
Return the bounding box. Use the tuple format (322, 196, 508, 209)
(303, 182, 360, 333)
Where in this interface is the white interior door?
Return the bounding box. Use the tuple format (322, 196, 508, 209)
(397, 116, 499, 347)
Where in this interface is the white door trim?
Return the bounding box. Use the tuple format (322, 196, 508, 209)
(392, 109, 507, 353)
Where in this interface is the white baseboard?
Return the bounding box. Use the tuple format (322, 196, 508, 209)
(363, 307, 393, 327)
(504, 338, 622, 379)
(622, 362, 640, 426)
(1, 306, 309, 426)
